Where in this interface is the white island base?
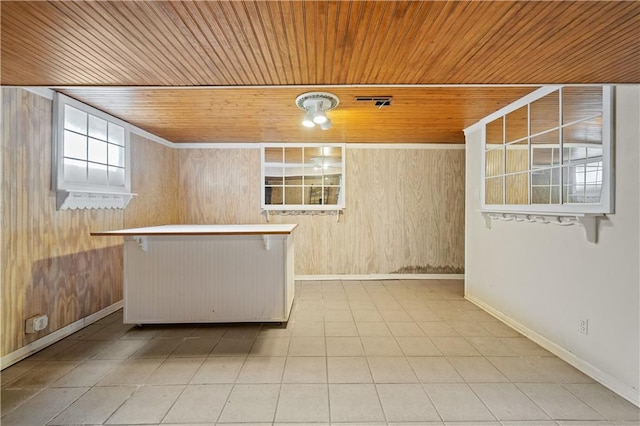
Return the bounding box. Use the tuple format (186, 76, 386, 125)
(91, 224, 297, 324)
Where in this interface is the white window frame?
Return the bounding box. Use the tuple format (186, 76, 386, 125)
(53, 92, 135, 209)
(480, 85, 614, 216)
(261, 143, 346, 211)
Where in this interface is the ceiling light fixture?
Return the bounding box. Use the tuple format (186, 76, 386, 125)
(295, 92, 339, 130)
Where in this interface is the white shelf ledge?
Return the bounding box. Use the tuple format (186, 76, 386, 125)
(480, 210, 603, 243)
(56, 190, 136, 210)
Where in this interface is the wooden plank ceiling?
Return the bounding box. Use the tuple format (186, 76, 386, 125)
(2, 1, 638, 143)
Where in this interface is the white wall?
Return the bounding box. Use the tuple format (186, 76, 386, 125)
(465, 85, 640, 406)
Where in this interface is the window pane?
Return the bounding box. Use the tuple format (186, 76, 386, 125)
(265, 176, 283, 186)
(108, 143, 125, 167)
(485, 176, 504, 205)
(486, 117, 503, 145)
(531, 90, 559, 135)
(63, 158, 87, 183)
(88, 138, 108, 164)
(505, 105, 528, 143)
(563, 117, 602, 145)
(324, 175, 341, 186)
(285, 147, 302, 164)
(506, 172, 529, 204)
(563, 146, 588, 165)
(284, 175, 303, 186)
(284, 186, 303, 205)
(108, 122, 125, 146)
(306, 186, 323, 205)
(265, 186, 283, 205)
(485, 148, 504, 177)
(531, 168, 560, 205)
(531, 129, 559, 145)
(108, 166, 125, 187)
(506, 141, 528, 174)
(532, 186, 560, 205)
(563, 162, 602, 204)
(64, 130, 87, 160)
(88, 163, 108, 185)
(265, 147, 283, 163)
(64, 105, 87, 134)
(563, 87, 602, 125)
(88, 115, 108, 140)
(323, 187, 340, 205)
(304, 176, 323, 186)
(532, 148, 560, 167)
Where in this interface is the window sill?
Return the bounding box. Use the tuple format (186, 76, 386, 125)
(479, 210, 604, 243)
(56, 190, 136, 210)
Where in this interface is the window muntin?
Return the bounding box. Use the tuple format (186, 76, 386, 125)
(482, 86, 612, 214)
(53, 93, 133, 209)
(261, 144, 345, 211)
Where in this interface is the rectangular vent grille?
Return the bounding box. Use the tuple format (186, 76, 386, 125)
(354, 96, 393, 107)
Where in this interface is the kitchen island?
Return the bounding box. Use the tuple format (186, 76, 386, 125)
(91, 224, 297, 324)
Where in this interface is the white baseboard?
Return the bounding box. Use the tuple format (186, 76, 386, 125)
(466, 293, 640, 408)
(1, 301, 123, 370)
(295, 274, 465, 281)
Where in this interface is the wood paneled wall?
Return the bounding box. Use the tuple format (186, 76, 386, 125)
(178, 148, 465, 275)
(125, 134, 179, 228)
(1, 88, 176, 358)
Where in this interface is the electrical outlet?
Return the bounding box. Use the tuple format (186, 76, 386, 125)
(25, 315, 48, 334)
(578, 319, 589, 335)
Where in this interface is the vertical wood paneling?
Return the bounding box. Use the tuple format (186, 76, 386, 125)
(1, 88, 176, 358)
(177, 149, 263, 224)
(178, 147, 465, 275)
(124, 133, 179, 228)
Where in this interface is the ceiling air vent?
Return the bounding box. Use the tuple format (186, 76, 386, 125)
(354, 96, 393, 107)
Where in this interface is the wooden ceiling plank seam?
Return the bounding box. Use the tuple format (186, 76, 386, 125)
(2, 3, 127, 85)
(248, 1, 287, 85)
(524, 25, 640, 83)
(274, 1, 302, 84)
(0, 17, 95, 85)
(300, 1, 314, 84)
(261, 2, 295, 85)
(117, 2, 198, 86)
(378, 1, 443, 84)
(458, 2, 629, 83)
(336, 1, 361, 84)
(276, 1, 304, 84)
(128, 1, 213, 85)
(65, 1, 186, 85)
(368, 2, 426, 82)
(291, 0, 313, 85)
(492, 3, 637, 82)
(314, 1, 329, 84)
(522, 5, 640, 83)
(357, 1, 407, 84)
(351, 1, 406, 84)
(327, 0, 351, 84)
(428, 2, 530, 84)
(403, 1, 479, 84)
(323, 1, 342, 85)
(236, 1, 279, 84)
(253, 2, 286, 85)
(343, 2, 386, 84)
(217, 1, 269, 85)
(460, 2, 573, 83)
(195, 1, 256, 85)
(80, 1, 193, 85)
(173, 1, 241, 85)
(391, 2, 456, 83)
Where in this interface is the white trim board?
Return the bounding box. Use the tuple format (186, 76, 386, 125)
(0, 301, 123, 370)
(296, 274, 464, 281)
(466, 293, 640, 408)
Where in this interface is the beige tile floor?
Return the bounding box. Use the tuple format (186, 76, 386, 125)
(2, 279, 639, 425)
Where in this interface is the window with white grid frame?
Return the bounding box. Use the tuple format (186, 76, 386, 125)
(54, 93, 131, 194)
(482, 85, 613, 215)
